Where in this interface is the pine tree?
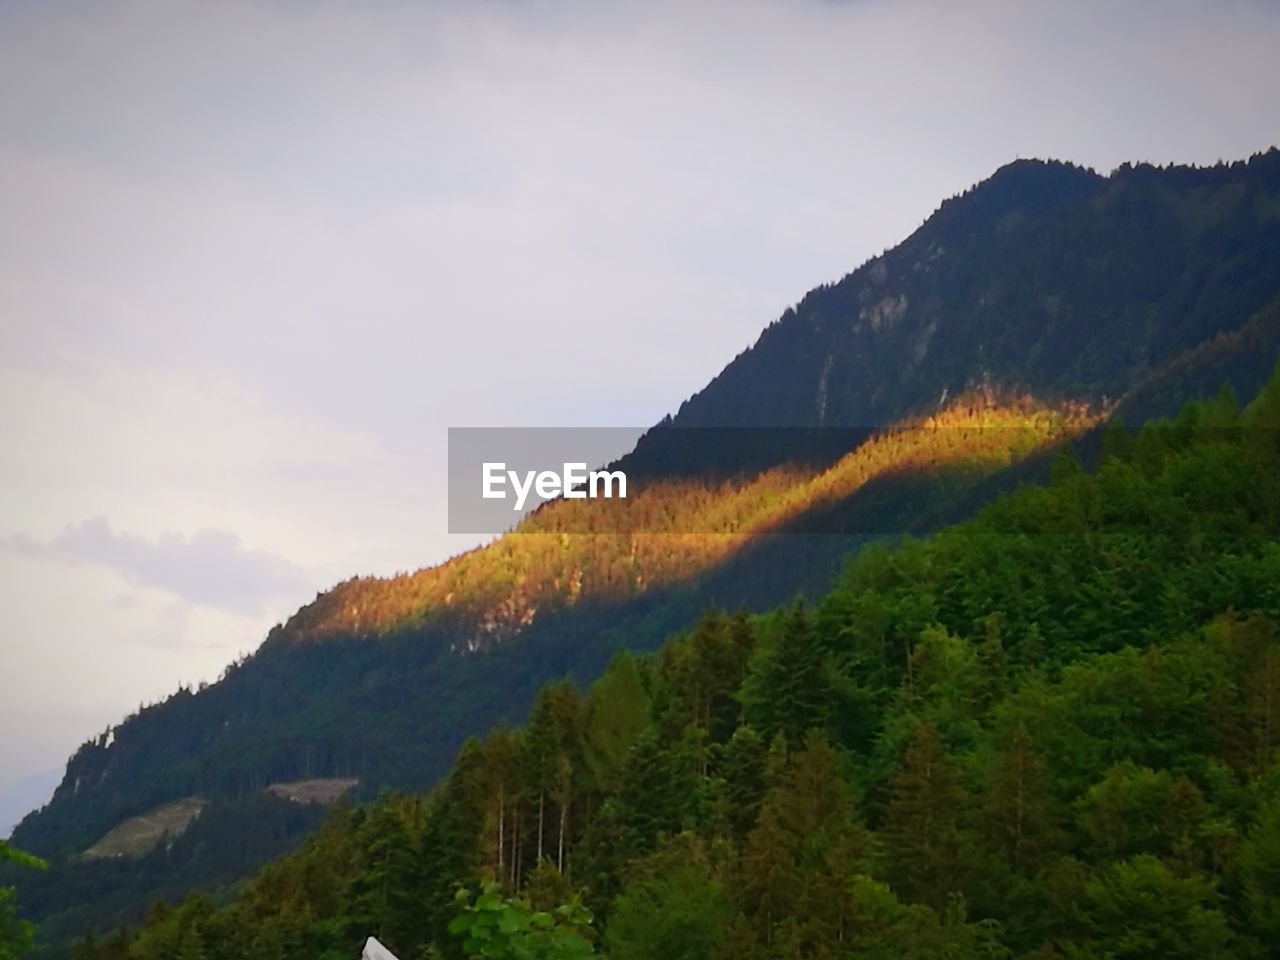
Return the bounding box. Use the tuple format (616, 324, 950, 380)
(1239, 797, 1280, 945)
(742, 600, 833, 744)
(713, 726, 768, 841)
(981, 726, 1056, 873)
(523, 682, 584, 872)
(1075, 856, 1235, 959)
(350, 795, 426, 956)
(482, 727, 522, 885)
(881, 720, 971, 911)
(1244, 648, 1280, 773)
(740, 734, 872, 952)
(582, 651, 651, 793)
(420, 740, 491, 945)
(605, 836, 734, 960)
(0, 841, 45, 960)
(740, 798, 800, 947)
(611, 730, 696, 859)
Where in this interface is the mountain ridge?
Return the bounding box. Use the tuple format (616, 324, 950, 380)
(23, 148, 1280, 828)
(10, 149, 1280, 953)
(248, 148, 1280, 654)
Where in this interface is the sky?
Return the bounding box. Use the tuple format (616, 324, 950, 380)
(1, 0, 1278, 833)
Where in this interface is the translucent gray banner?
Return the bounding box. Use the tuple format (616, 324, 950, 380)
(447, 422, 1106, 535)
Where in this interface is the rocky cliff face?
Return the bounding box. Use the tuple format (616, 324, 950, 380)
(670, 154, 1280, 429)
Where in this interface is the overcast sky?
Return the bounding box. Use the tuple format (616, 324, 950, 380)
(1, 0, 1278, 831)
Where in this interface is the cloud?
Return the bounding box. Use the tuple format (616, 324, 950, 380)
(5, 518, 309, 616)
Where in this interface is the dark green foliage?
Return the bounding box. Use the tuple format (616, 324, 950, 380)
(7, 792, 329, 958)
(447, 883, 595, 960)
(880, 721, 972, 912)
(582, 653, 652, 792)
(52, 372, 1280, 960)
(1238, 794, 1280, 947)
(606, 730, 699, 861)
(349, 796, 429, 955)
(711, 726, 768, 841)
(604, 836, 734, 960)
(657, 609, 751, 744)
(741, 600, 837, 745)
(1071, 856, 1237, 959)
(0, 841, 45, 960)
(129, 892, 216, 960)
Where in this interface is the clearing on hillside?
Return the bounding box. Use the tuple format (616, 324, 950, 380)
(264, 778, 358, 805)
(82, 797, 206, 860)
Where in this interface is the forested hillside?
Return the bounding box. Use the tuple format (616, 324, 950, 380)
(64, 367, 1280, 960)
(11, 150, 1280, 956)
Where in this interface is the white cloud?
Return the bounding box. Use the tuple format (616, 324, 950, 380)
(6, 518, 308, 617)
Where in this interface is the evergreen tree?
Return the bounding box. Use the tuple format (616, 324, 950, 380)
(0, 841, 44, 960)
(582, 651, 652, 793)
(1238, 796, 1280, 946)
(1071, 856, 1236, 959)
(610, 730, 697, 860)
(349, 796, 424, 955)
(712, 725, 768, 841)
(420, 740, 491, 946)
(980, 726, 1057, 873)
(881, 720, 971, 911)
(605, 836, 734, 960)
(742, 600, 834, 744)
(522, 682, 585, 872)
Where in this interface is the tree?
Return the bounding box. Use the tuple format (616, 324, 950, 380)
(349, 795, 425, 955)
(1069, 856, 1236, 960)
(129, 892, 216, 960)
(712, 725, 768, 841)
(582, 651, 652, 793)
(659, 609, 751, 743)
(880, 720, 971, 911)
(740, 733, 874, 953)
(605, 836, 735, 960)
(447, 882, 595, 960)
(421, 740, 493, 945)
(610, 730, 698, 860)
(0, 840, 46, 960)
(1238, 797, 1280, 945)
(980, 726, 1057, 873)
(523, 683, 585, 872)
(1074, 763, 1209, 869)
(741, 600, 834, 744)
(891, 896, 1010, 960)
(483, 727, 524, 886)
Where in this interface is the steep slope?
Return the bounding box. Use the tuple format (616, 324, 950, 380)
(178, 150, 1280, 652)
(70, 369, 1280, 960)
(10, 150, 1280, 947)
(674, 153, 1280, 428)
(217, 149, 1280, 655)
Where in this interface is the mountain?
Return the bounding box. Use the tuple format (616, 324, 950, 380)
(10, 149, 1280, 953)
(66, 364, 1280, 960)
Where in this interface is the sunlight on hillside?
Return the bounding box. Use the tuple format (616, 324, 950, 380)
(276, 394, 1101, 650)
